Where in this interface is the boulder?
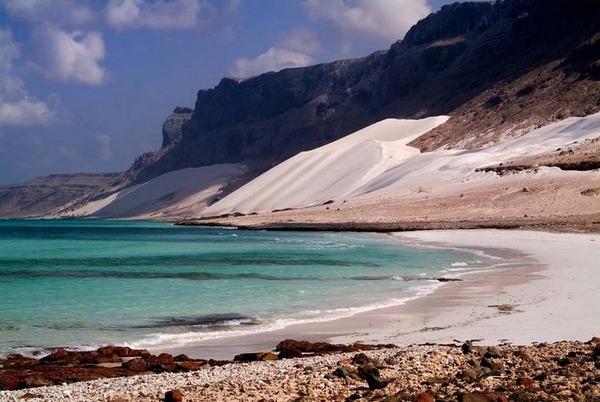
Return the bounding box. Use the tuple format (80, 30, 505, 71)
(175, 360, 203, 371)
(164, 389, 183, 402)
(352, 353, 373, 366)
(278, 348, 303, 359)
(365, 371, 389, 390)
(414, 393, 435, 402)
(122, 358, 147, 372)
(233, 352, 278, 362)
(40, 349, 80, 365)
(0, 372, 21, 391)
(516, 376, 535, 387)
(459, 392, 509, 402)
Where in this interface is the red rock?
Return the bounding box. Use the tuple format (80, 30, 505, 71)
(414, 393, 435, 402)
(122, 358, 147, 372)
(20, 374, 53, 389)
(164, 388, 183, 402)
(175, 360, 203, 371)
(5, 354, 38, 369)
(459, 392, 509, 402)
(0, 372, 21, 391)
(207, 359, 229, 367)
(156, 353, 174, 363)
(234, 352, 278, 362)
(40, 349, 80, 365)
(174, 354, 191, 361)
(516, 376, 535, 387)
(278, 348, 302, 359)
(150, 362, 178, 373)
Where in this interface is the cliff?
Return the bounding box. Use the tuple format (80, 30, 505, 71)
(128, 0, 600, 184)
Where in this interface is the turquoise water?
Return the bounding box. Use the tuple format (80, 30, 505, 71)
(0, 220, 484, 355)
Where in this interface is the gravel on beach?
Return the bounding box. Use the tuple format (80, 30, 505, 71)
(2, 339, 599, 402)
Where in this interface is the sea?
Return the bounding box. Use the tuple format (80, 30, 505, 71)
(0, 219, 490, 355)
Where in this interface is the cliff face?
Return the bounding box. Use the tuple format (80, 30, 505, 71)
(128, 0, 600, 184)
(0, 173, 121, 218)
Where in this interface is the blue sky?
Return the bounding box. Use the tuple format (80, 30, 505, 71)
(0, 0, 459, 184)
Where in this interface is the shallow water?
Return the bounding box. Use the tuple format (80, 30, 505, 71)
(0, 220, 486, 354)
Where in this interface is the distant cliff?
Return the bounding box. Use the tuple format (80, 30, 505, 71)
(0, 173, 121, 218)
(128, 0, 600, 184)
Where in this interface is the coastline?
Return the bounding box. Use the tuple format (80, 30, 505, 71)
(151, 229, 600, 359)
(155, 228, 600, 360)
(2, 229, 600, 401)
(152, 232, 541, 359)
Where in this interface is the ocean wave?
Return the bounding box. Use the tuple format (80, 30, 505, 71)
(130, 313, 259, 329)
(124, 282, 442, 350)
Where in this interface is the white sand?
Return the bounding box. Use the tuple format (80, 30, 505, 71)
(66, 164, 246, 219)
(145, 230, 600, 361)
(203, 116, 449, 215)
(206, 112, 600, 216)
(330, 230, 600, 346)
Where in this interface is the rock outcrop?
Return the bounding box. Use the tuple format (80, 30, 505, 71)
(128, 0, 600, 185)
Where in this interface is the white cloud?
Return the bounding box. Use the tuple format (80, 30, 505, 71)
(305, 0, 431, 40)
(1, 0, 95, 27)
(105, 0, 213, 30)
(231, 28, 321, 79)
(31, 27, 107, 85)
(0, 29, 55, 126)
(281, 28, 321, 55)
(96, 134, 112, 160)
(231, 47, 314, 79)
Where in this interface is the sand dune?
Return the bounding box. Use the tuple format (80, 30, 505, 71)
(204, 117, 449, 215)
(67, 164, 246, 219)
(204, 113, 600, 217)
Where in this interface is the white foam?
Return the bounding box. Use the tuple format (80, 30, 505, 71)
(123, 282, 442, 350)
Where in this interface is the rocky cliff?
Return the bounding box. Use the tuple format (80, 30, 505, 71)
(0, 173, 121, 218)
(128, 0, 600, 184)
(3, 0, 600, 218)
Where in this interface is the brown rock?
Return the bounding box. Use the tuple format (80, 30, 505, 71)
(164, 388, 183, 402)
(414, 393, 435, 402)
(459, 392, 509, 402)
(207, 359, 229, 366)
(0, 373, 21, 391)
(278, 348, 303, 359)
(40, 348, 80, 365)
(20, 374, 53, 389)
(175, 360, 203, 371)
(352, 353, 373, 365)
(156, 353, 174, 363)
(516, 376, 535, 387)
(233, 352, 278, 362)
(365, 370, 389, 390)
(4, 354, 38, 369)
(122, 358, 147, 372)
(174, 354, 190, 361)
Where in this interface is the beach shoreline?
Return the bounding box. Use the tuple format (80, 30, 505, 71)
(152, 231, 542, 360)
(1, 229, 599, 400)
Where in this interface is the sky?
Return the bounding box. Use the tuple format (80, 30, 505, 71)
(0, 0, 460, 185)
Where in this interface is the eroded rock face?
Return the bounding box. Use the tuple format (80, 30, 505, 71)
(128, 0, 600, 185)
(161, 107, 193, 149)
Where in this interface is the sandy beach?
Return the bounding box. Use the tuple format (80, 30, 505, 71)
(153, 230, 600, 360)
(2, 229, 599, 401)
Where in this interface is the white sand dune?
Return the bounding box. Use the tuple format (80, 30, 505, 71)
(67, 164, 246, 219)
(205, 112, 600, 216)
(203, 116, 450, 215)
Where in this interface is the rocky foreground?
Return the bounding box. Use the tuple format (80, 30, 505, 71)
(1, 338, 599, 401)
